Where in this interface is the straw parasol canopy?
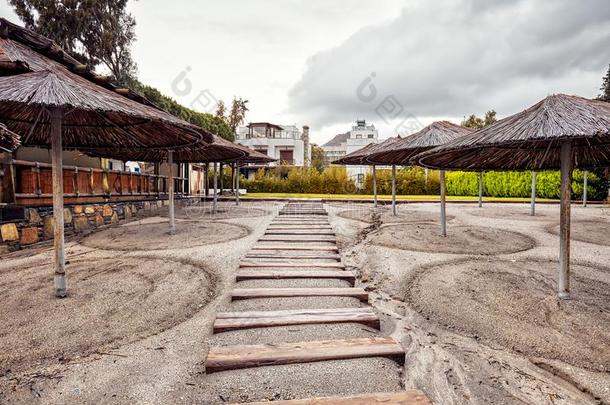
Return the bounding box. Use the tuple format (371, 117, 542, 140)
(0, 18, 209, 150)
(416, 95, 610, 171)
(332, 140, 395, 165)
(416, 94, 610, 300)
(367, 121, 474, 165)
(0, 122, 19, 152)
(0, 18, 219, 298)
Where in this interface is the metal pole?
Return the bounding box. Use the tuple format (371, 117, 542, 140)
(372, 164, 378, 208)
(213, 161, 218, 214)
(478, 172, 483, 208)
(204, 163, 209, 197)
(440, 170, 447, 237)
(168, 150, 176, 235)
(219, 163, 224, 195)
(391, 165, 396, 215)
(583, 170, 588, 208)
(559, 142, 572, 300)
(51, 107, 67, 298)
(236, 163, 241, 206)
(530, 171, 537, 216)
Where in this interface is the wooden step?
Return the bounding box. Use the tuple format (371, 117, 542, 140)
(205, 337, 404, 373)
(231, 287, 368, 301)
(240, 262, 345, 269)
(267, 226, 333, 230)
(265, 232, 336, 236)
(236, 269, 355, 284)
(233, 390, 432, 405)
(258, 238, 336, 243)
(214, 308, 379, 333)
(252, 245, 339, 252)
(245, 253, 341, 260)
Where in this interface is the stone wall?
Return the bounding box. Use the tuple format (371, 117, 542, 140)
(0, 198, 192, 253)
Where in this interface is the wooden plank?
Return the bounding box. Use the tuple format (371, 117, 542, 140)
(231, 287, 368, 301)
(236, 270, 355, 285)
(232, 390, 432, 405)
(205, 337, 403, 373)
(258, 239, 336, 243)
(240, 262, 345, 269)
(245, 253, 341, 260)
(267, 226, 333, 229)
(214, 307, 378, 333)
(265, 231, 335, 236)
(252, 245, 339, 252)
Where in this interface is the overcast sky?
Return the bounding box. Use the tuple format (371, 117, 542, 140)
(2, 0, 610, 144)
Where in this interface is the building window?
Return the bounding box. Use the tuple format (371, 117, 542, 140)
(356, 134, 362, 139)
(368, 134, 374, 138)
(357, 173, 364, 186)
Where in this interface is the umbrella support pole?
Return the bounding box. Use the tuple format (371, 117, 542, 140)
(478, 172, 483, 208)
(372, 165, 377, 208)
(391, 165, 396, 216)
(530, 171, 537, 216)
(168, 151, 176, 235)
(236, 163, 240, 206)
(51, 107, 67, 298)
(583, 170, 588, 207)
(440, 170, 447, 237)
(559, 142, 572, 300)
(213, 162, 218, 214)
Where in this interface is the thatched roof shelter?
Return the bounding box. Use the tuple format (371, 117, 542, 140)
(332, 137, 401, 165)
(0, 18, 209, 150)
(416, 95, 610, 171)
(0, 123, 19, 152)
(416, 94, 610, 300)
(367, 121, 474, 165)
(0, 18, 222, 299)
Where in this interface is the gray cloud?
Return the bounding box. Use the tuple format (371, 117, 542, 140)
(288, 0, 610, 130)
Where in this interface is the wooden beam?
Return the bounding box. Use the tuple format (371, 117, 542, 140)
(251, 245, 339, 252)
(531, 171, 537, 216)
(240, 262, 345, 269)
(50, 107, 67, 298)
(265, 231, 335, 236)
(244, 253, 341, 260)
(232, 390, 432, 405)
(258, 238, 336, 243)
(231, 287, 368, 301)
(558, 141, 572, 299)
(236, 270, 355, 285)
(439, 169, 447, 237)
(205, 336, 403, 373)
(213, 308, 378, 333)
(168, 151, 176, 235)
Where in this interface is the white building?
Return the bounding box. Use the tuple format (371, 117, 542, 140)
(235, 122, 311, 167)
(323, 120, 380, 187)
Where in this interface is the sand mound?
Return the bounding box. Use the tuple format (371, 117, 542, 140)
(466, 205, 556, 220)
(175, 203, 272, 220)
(0, 256, 214, 375)
(336, 207, 453, 224)
(405, 258, 610, 371)
(81, 221, 249, 251)
(547, 220, 610, 246)
(371, 223, 535, 254)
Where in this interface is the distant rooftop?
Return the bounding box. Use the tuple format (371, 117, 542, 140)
(323, 132, 349, 147)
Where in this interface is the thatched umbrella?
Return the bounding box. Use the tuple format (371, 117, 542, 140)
(333, 140, 396, 207)
(416, 94, 610, 299)
(0, 19, 212, 297)
(228, 144, 276, 206)
(367, 121, 474, 234)
(0, 123, 19, 152)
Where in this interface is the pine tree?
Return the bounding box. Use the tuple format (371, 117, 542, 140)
(599, 64, 610, 102)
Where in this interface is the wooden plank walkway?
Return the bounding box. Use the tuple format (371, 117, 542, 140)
(234, 390, 433, 405)
(213, 308, 379, 333)
(205, 201, 429, 402)
(206, 337, 404, 373)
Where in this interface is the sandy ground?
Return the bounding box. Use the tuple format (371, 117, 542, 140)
(0, 200, 608, 404)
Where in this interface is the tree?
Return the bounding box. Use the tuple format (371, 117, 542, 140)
(599, 64, 610, 102)
(310, 144, 328, 172)
(461, 110, 497, 129)
(227, 97, 249, 133)
(9, 0, 137, 85)
(215, 100, 227, 120)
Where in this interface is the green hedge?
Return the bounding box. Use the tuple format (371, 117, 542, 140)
(446, 170, 608, 200)
(236, 166, 608, 199)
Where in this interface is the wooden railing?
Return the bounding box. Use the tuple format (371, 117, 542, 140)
(4, 159, 189, 206)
